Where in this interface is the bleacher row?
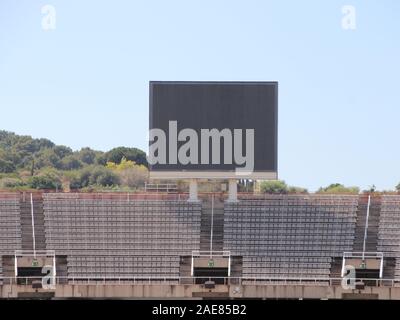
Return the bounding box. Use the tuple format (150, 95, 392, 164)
(0, 193, 22, 255)
(2, 193, 400, 281)
(378, 195, 400, 278)
(0, 193, 22, 282)
(67, 256, 181, 278)
(43, 194, 201, 278)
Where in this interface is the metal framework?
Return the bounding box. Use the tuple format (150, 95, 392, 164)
(191, 251, 231, 277)
(2, 276, 400, 287)
(14, 250, 56, 285)
(342, 251, 384, 278)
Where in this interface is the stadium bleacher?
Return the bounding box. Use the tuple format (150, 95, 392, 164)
(43, 193, 201, 279)
(0, 193, 22, 255)
(224, 195, 358, 280)
(1, 191, 400, 292)
(0, 193, 22, 283)
(378, 195, 400, 278)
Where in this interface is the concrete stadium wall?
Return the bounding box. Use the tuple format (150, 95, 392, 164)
(2, 284, 400, 300)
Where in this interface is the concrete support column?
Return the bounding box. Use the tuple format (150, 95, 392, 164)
(188, 179, 199, 202)
(227, 179, 238, 202)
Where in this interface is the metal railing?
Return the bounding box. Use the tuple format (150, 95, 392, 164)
(1, 276, 400, 287)
(144, 183, 178, 193)
(14, 250, 55, 257)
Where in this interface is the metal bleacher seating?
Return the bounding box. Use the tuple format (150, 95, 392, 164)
(43, 193, 201, 280)
(0, 193, 22, 281)
(224, 195, 358, 281)
(3, 191, 400, 285)
(0, 193, 22, 254)
(378, 195, 400, 278)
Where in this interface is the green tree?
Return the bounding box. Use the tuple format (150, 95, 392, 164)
(53, 145, 73, 159)
(60, 155, 83, 170)
(288, 186, 308, 194)
(34, 149, 61, 169)
(28, 173, 62, 190)
(0, 157, 15, 173)
(317, 183, 359, 194)
(105, 147, 147, 167)
(95, 154, 107, 165)
(69, 169, 90, 189)
(260, 180, 288, 194)
(0, 177, 26, 188)
(69, 166, 120, 189)
(77, 147, 97, 165)
(0, 130, 147, 189)
(106, 158, 148, 188)
(89, 166, 120, 186)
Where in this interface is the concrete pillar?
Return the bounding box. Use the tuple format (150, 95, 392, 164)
(227, 179, 238, 202)
(188, 179, 199, 202)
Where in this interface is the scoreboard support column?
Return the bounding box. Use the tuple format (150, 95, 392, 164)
(227, 179, 238, 202)
(188, 179, 199, 202)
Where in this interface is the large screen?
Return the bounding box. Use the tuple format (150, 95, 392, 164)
(149, 81, 278, 179)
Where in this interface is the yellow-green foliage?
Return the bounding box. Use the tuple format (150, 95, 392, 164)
(106, 157, 146, 171)
(106, 157, 148, 188)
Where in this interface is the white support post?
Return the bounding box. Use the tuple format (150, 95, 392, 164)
(210, 195, 214, 256)
(188, 179, 199, 202)
(362, 195, 371, 261)
(53, 255, 57, 277)
(191, 254, 194, 276)
(14, 254, 18, 277)
(53, 255, 57, 286)
(341, 256, 346, 277)
(30, 193, 36, 259)
(228, 254, 231, 277)
(227, 179, 238, 202)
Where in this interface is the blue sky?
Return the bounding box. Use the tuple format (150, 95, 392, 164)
(0, 0, 399, 191)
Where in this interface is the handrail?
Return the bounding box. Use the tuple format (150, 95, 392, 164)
(15, 250, 55, 256)
(343, 251, 383, 257)
(30, 193, 36, 258)
(192, 251, 231, 256)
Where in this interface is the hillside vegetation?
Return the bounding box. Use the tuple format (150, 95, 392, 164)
(0, 130, 148, 191)
(1, 130, 398, 194)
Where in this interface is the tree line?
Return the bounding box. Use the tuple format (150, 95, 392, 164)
(1, 130, 399, 193)
(0, 130, 148, 191)
(258, 181, 399, 194)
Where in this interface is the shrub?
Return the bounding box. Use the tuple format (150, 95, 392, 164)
(0, 177, 26, 188)
(259, 180, 288, 194)
(28, 174, 62, 190)
(317, 183, 359, 194)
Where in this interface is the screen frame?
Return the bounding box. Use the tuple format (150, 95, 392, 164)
(149, 81, 278, 180)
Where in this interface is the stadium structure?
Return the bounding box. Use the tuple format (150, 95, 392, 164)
(1, 81, 398, 300)
(1, 191, 400, 299)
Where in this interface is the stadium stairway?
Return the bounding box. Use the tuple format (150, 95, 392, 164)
(229, 256, 243, 284)
(200, 196, 224, 252)
(382, 257, 396, 280)
(335, 195, 396, 280)
(179, 256, 193, 284)
(353, 195, 381, 253)
(330, 195, 383, 284)
(330, 257, 343, 285)
(20, 193, 47, 251)
(55, 256, 68, 284)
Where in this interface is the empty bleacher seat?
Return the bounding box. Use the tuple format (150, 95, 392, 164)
(224, 195, 358, 279)
(0, 193, 22, 255)
(43, 193, 201, 280)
